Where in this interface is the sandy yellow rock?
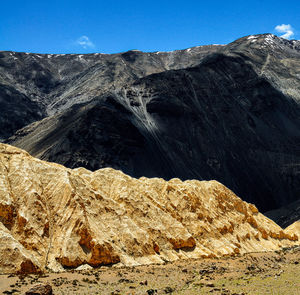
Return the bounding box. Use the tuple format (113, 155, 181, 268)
(0, 222, 41, 274)
(0, 143, 298, 274)
(285, 221, 300, 237)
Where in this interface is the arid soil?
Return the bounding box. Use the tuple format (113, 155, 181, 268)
(1, 246, 299, 295)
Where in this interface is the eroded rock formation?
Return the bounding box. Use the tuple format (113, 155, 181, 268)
(285, 221, 300, 237)
(0, 143, 298, 274)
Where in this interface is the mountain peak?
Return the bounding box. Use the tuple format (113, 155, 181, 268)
(241, 33, 300, 50)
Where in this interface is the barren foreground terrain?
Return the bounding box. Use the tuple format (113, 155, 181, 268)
(1, 246, 299, 295)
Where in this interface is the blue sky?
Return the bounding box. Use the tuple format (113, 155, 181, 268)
(1, 0, 299, 54)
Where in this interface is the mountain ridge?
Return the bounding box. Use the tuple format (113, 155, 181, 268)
(1, 33, 300, 215)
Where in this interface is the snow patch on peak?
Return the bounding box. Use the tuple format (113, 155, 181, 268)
(262, 34, 278, 49)
(77, 54, 88, 62)
(265, 34, 275, 42)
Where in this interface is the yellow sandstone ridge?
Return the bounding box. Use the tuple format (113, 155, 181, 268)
(285, 221, 300, 237)
(0, 143, 298, 274)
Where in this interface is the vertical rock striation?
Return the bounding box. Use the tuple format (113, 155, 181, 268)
(0, 143, 298, 274)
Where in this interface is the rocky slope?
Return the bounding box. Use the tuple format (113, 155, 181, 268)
(0, 143, 298, 274)
(285, 221, 300, 236)
(221, 34, 300, 102)
(0, 83, 45, 141)
(0, 45, 221, 139)
(7, 34, 300, 213)
(2, 34, 300, 214)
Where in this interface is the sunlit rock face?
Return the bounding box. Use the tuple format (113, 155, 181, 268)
(0, 143, 298, 274)
(2, 34, 300, 213)
(285, 221, 300, 237)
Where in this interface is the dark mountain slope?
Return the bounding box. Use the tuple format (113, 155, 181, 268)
(0, 45, 221, 139)
(8, 50, 300, 212)
(220, 34, 300, 103)
(0, 84, 45, 141)
(265, 199, 300, 227)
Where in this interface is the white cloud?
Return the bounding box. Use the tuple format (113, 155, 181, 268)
(275, 24, 294, 39)
(76, 35, 95, 49)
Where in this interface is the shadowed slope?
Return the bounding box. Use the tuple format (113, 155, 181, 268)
(0, 45, 221, 139)
(8, 52, 300, 212)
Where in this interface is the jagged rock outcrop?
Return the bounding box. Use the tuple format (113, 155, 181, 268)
(0, 143, 298, 274)
(0, 222, 41, 274)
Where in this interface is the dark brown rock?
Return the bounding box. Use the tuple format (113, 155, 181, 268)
(25, 284, 52, 295)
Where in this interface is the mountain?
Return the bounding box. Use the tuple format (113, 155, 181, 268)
(0, 44, 222, 140)
(0, 33, 299, 214)
(0, 143, 298, 274)
(5, 34, 300, 213)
